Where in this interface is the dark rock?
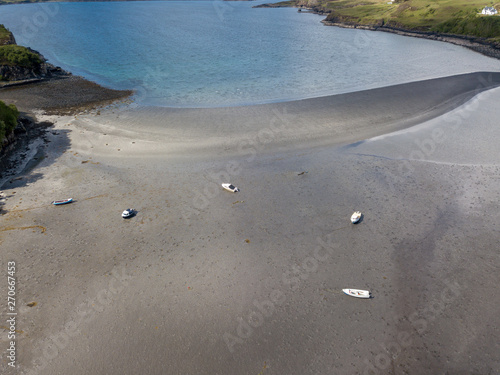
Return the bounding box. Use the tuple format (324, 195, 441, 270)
(0, 115, 53, 176)
(0, 59, 71, 82)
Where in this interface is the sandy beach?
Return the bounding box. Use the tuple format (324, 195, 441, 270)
(1, 71, 500, 374)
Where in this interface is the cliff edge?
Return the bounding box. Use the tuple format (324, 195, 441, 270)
(0, 24, 70, 84)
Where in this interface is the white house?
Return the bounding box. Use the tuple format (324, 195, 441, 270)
(481, 6, 498, 15)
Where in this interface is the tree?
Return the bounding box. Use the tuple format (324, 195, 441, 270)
(0, 100, 19, 149)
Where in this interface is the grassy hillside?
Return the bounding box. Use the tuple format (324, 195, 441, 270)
(0, 26, 11, 43)
(433, 11, 500, 39)
(0, 24, 15, 45)
(280, 0, 500, 42)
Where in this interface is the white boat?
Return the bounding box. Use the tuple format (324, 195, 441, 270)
(122, 209, 134, 218)
(222, 183, 239, 193)
(351, 211, 362, 223)
(342, 289, 370, 298)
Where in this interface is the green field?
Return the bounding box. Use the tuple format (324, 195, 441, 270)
(289, 0, 500, 41)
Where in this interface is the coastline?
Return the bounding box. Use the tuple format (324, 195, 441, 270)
(321, 20, 500, 60)
(1, 71, 500, 374)
(1, 4, 499, 373)
(0, 75, 132, 186)
(0, 75, 133, 115)
(254, 3, 500, 61)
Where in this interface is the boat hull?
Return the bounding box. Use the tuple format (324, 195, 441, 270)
(222, 183, 239, 193)
(122, 209, 134, 218)
(342, 289, 370, 298)
(52, 198, 73, 205)
(351, 211, 361, 223)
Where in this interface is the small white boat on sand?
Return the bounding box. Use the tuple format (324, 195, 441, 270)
(52, 198, 73, 205)
(122, 209, 134, 218)
(351, 211, 362, 223)
(222, 183, 239, 193)
(343, 289, 371, 298)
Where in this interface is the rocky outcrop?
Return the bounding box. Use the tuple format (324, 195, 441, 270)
(255, 1, 330, 14)
(323, 15, 384, 29)
(0, 25, 69, 83)
(0, 46, 70, 83)
(0, 58, 68, 82)
(254, 3, 291, 7)
(0, 116, 53, 181)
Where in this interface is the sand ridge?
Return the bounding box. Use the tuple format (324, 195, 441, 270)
(64, 72, 500, 160)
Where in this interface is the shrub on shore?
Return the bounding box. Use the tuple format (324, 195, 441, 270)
(0, 45, 42, 68)
(0, 100, 19, 149)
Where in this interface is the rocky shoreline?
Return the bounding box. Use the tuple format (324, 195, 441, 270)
(322, 19, 500, 60)
(0, 25, 132, 185)
(0, 51, 71, 83)
(0, 75, 133, 115)
(0, 76, 132, 184)
(0, 114, 53, 189)
(254, 3, 500, 60)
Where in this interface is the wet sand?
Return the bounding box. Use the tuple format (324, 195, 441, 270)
(0, 76, 133, 115)
(1, 72, 500, 374)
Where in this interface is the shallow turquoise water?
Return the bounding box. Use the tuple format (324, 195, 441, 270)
(1, 1, 500, 107)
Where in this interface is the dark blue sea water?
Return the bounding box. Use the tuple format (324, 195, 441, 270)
(1, 1, 500, 107)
